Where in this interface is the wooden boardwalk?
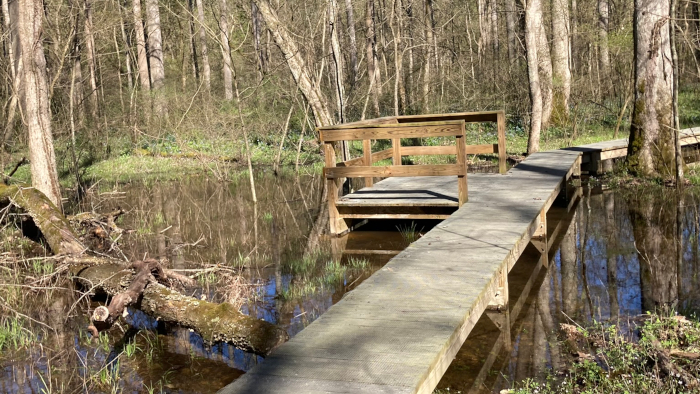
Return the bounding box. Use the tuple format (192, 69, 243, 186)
(219, 149, 582, 394)
(567, 127, 700, 173)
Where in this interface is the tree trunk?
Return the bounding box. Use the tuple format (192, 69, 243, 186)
(366, 0, 381, 116)
(253, 0, 334, 127)
(2, 0, 21, 141)
(505, 0, 518, 64)
(219, 0, 233, 101)
(132, 0, 150, 90)
(478, 0, 490, 61)
(145, 0, 165, 115)
(17, 0, 62, 209)
(251, 1, 266, 79)
(329, 0, 345, 124)
(422, 0, 434, 112)
(571, 0, 577, 73)
(188, 0, 200, 83)
(526, 0, 544, 154)
(84, 0, 99, 121)
(344, 0, 358, 83)
(195, 0, 210, 92)
(598, 0, 611, 82)
(537, 12, 553, 129)
(551, 0, 571, 124)
(627, 0, 675, 178)
(490, 0, 499, 58)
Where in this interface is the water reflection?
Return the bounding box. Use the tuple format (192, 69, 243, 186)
(436, 187, 700, 393)
(5, 170, 700, 393)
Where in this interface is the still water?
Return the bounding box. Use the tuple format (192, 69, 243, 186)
(1, 169, 699, 393)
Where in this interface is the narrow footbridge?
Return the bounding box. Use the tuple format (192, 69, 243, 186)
(219, 116, 700, 394)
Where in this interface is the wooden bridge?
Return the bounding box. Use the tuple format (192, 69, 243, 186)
(219, 117, 700, 394)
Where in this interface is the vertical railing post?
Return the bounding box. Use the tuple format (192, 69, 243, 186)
(324, 140, 348, 235)
(497, 110, 507, 174)
(456, 132, 468, 205)
(363, 139, 373, 187)
(392, 138, 402, 166)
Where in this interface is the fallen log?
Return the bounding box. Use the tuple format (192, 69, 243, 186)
(0, 183, 288, 356)
(0, 184, 84, 254)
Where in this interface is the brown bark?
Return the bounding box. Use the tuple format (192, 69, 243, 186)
(537, 11, 553, 129)
(628, 0, 675, 177)
(329, 0, 345, 123)
(195, 0, 211, 92)
(145, 0, 165, 116)
(505, 0, 518, 64)
(344, 0, 358, 82)
(253, 0, 334, 127)
(17, 0, 62, 209)
(84, 0, 99, 121)
(598, 0, 611, 81)
(132, 0, 150, 90)
(551, 0, 571, 124)
(526, 0, 543, 154)
(219, 0, 233, 101)
(366, 0, 381, 116)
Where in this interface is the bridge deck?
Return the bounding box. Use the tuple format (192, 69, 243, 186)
(566, 127, 700, 172)
(219, 149, 582, 394)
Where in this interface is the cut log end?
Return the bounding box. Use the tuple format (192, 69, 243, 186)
(92, 306, 110, 322)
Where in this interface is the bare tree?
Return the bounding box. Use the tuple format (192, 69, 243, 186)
(132, 0, 150, 90)
(84, 0, 99, 120)
(366, 0, 381, 116)
(18, 0, 62, 208)
(329, 0, 345, 123)
(627, 0, 675, 177)
(145, 0, 165, 114)
(598, 0, 611, 82)
(219, 0, 233, 101)
(505, 0, 519, 64)
(253, 0, 333, 127)
(343, 0, 358, 83)
(195, 0, 211, 92)
(551, 0, 571, 123)
(526, 0, 544, 154)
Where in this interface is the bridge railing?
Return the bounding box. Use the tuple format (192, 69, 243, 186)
(317, 110, 507, 235)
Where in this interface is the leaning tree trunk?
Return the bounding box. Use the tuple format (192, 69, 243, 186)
(526, 0, 544, 154)
(17, 0, 62, 210)
(627, 0, 675, 178)
(253, 0, 334, 127)
(0, 183, 287, 356)
(344, 0, 359, 83)
(551, 0, 571, 124)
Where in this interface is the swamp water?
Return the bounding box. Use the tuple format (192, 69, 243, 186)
(1, 170, 699, 393)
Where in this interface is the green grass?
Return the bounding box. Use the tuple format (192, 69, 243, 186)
(0, 317, 34, 351)
(507, 312, 700, 394)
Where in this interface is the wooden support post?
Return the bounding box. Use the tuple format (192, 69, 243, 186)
(392, 138, 402, 165)
(487, 266, 509, 311)
(529, 208, 548, 267)
(496, 110, 507, 174)
(324, 143, 349, 235)
(456, 135, 468, 205)
(363, 139, 373, 187)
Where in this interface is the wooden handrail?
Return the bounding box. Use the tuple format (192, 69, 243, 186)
(320, 111, 508, 235)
